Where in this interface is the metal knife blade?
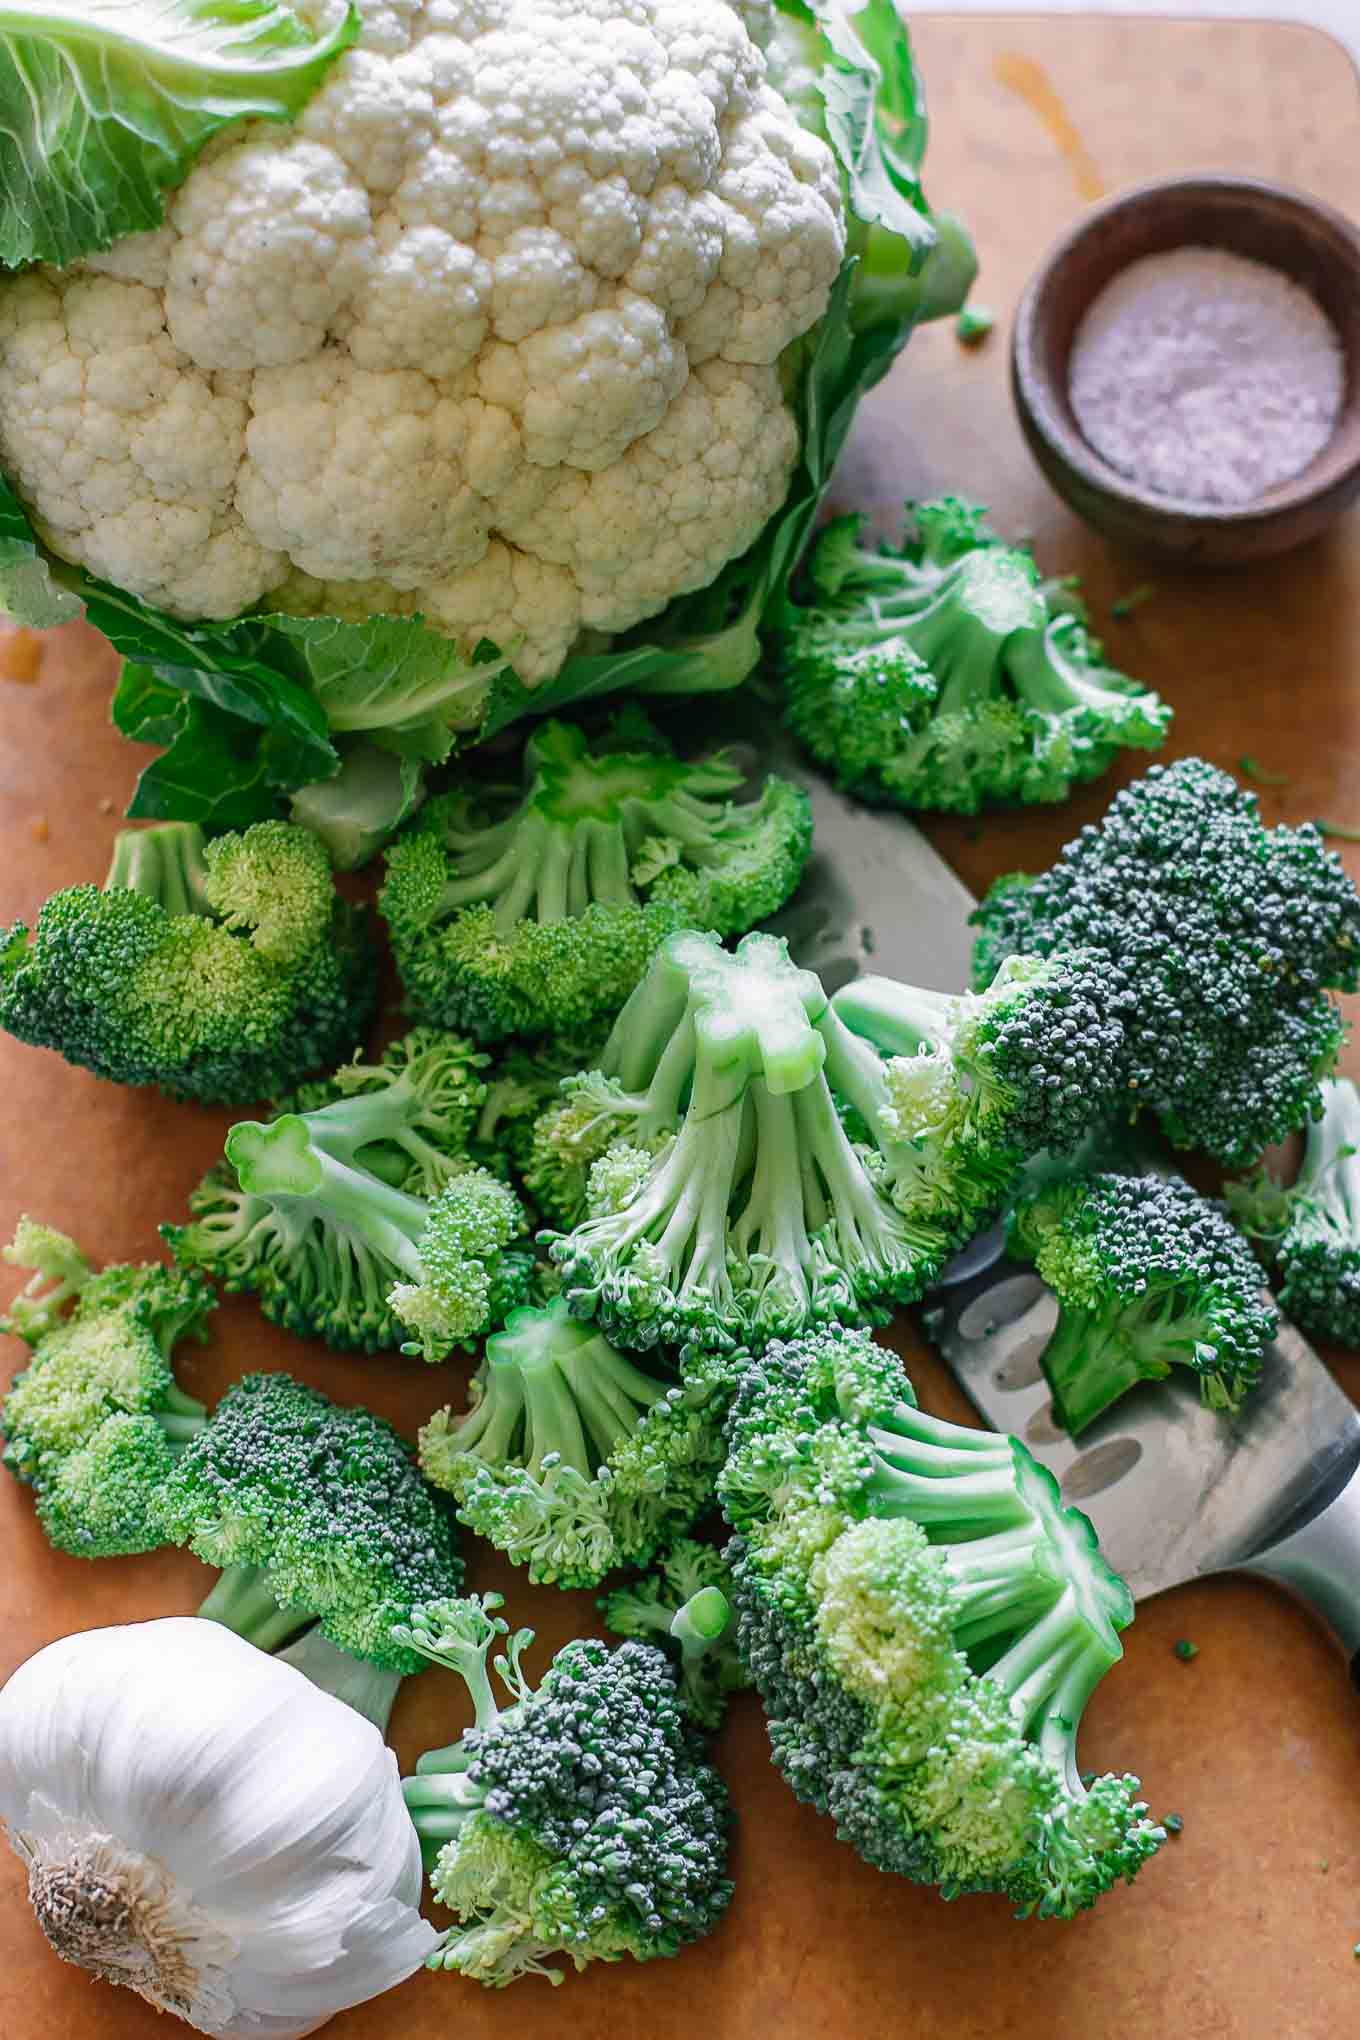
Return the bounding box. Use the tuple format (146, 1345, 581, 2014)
(726, 708, 1360, 1607)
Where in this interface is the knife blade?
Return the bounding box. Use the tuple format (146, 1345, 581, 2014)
(730, 709, 1360, 1647)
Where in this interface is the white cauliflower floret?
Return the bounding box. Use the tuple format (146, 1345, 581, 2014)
(0, 0, 845, 681)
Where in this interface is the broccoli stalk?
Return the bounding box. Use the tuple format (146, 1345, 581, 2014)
(165, 1031, 531, 1357)
(1227, 1076, 1360, 1346)
(380, 718, 811, 1042)
(420, 1301, 731, 1586)
(781, 502, 1169, 813)
(719, 1326, 1164, 1917)
(397, 1594, 733, 1986)
(0, 818, 377, 1102)
(541, 930, 1123, 1353)
(601, 1540, 749, 1730)
(544, 929, 951, 1353)
(0, 1224, 213, 1557)
(1009, 1172, 1277, 1434)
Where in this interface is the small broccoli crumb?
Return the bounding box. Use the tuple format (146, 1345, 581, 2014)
(1164, 1813, 1184, 1836)
(1109, 584, 1156, 619)
(1173, 1639, 1199, 1661)
(1238, 756, 1290, 787)
(955, 304, 995, 345)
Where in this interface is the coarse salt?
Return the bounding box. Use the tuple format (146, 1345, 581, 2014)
(1067, 245, 1344, 506)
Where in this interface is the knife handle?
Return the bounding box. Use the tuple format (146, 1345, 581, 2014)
(1236, 1451, 1360, 1684)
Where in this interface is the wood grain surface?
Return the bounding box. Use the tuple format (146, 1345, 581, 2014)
(2, 14, 1360, 2039)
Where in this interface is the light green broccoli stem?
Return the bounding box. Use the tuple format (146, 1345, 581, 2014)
(226, 1116, 429, 1280)
(983, 1585, 1121, 1793)
(104, 823, 211, 916)
(863, 1403, 1036, 1537)
(670, 1586, 734, 1663)
(492, 1304, 674, 1477)
(276, 1627, 404, 1733)
(197, 1561, 313, 1653)
(1037, 1307, 1153, 1438)
(1300, 1078, 1360, 1237)
(828, 977, 955, 1059)
(156, 1383, 210, 1441)
(290, 1051, 480, 1196)
(397, 1596, 534, 1865)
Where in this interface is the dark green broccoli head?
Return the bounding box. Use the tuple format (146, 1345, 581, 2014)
(379, 718, 811, 1043)
(156, 1372, 462, 1671)
(971, 759, 1360, 1167)
(0, 1224, 212, 1557)
(718, 1325, 1163, 1919)
(782, 501, 1169, 814)
(1010, 1171, 1277, 1435)
(419, 1299, 731, 1587)
(826, 950, 1126, 1240)
(165, 1037, 530, 1358)
(1227, 1076, 1360, 1347)
(0, 821, 377, 1103)
(399, 1594, 733, 1984)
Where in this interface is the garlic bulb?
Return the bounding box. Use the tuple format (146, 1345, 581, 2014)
(0, 1618, 437, 2037)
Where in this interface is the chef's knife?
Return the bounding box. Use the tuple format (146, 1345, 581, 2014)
(730, 710, 1360, 1673)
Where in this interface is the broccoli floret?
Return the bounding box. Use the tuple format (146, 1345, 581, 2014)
(826, 951, 1126, 1238)
(601, 1540, 749, 1730)
(380, 719, 812, 1043)
(544, 931, 1122, 1353)
(157, 1370, 462, 1677)
(1, 1224, 212, 1556)
(782, 502, 1170, 814)
(1008, 1172, 1277, 1434)
(972, 759, 1360, 1167)
(164, 1031, 532, 1357)
(0, 820, 378, 1103)
(718, 1325, 1164, 1918)
(419, 1301, 731, 1587)
(397, 1594, 733, 1985)
(544, 930, 967, 1354)
(1227, 1077, 1360, 1346)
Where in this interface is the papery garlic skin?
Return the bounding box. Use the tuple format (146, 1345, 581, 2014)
(0, 1618, 436, 2037)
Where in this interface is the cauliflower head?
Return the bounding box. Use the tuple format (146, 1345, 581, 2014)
(0, 0, 845, 683)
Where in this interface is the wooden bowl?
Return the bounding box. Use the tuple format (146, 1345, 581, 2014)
(1011, 174, 1360, 564)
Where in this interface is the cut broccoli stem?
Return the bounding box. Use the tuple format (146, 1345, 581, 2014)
(104, 823, 211, 917)
(1036, 1309, 1147, 1436)
(1299, 1079, 1360, 1229)
(671, 1585, 733, 1657)
(275, 1625, 404, 1733)
(987, 1584, 1119, 1773)
(157, 1383, 211, 1441)
(829, 976, 955, 1058)
(1006, 616, 1158, 727)
(226, 1117, 428, 1282)
(197, 1561, 312, 1653)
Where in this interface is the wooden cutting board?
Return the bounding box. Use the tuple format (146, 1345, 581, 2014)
(2, 15, 1359, 2040)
